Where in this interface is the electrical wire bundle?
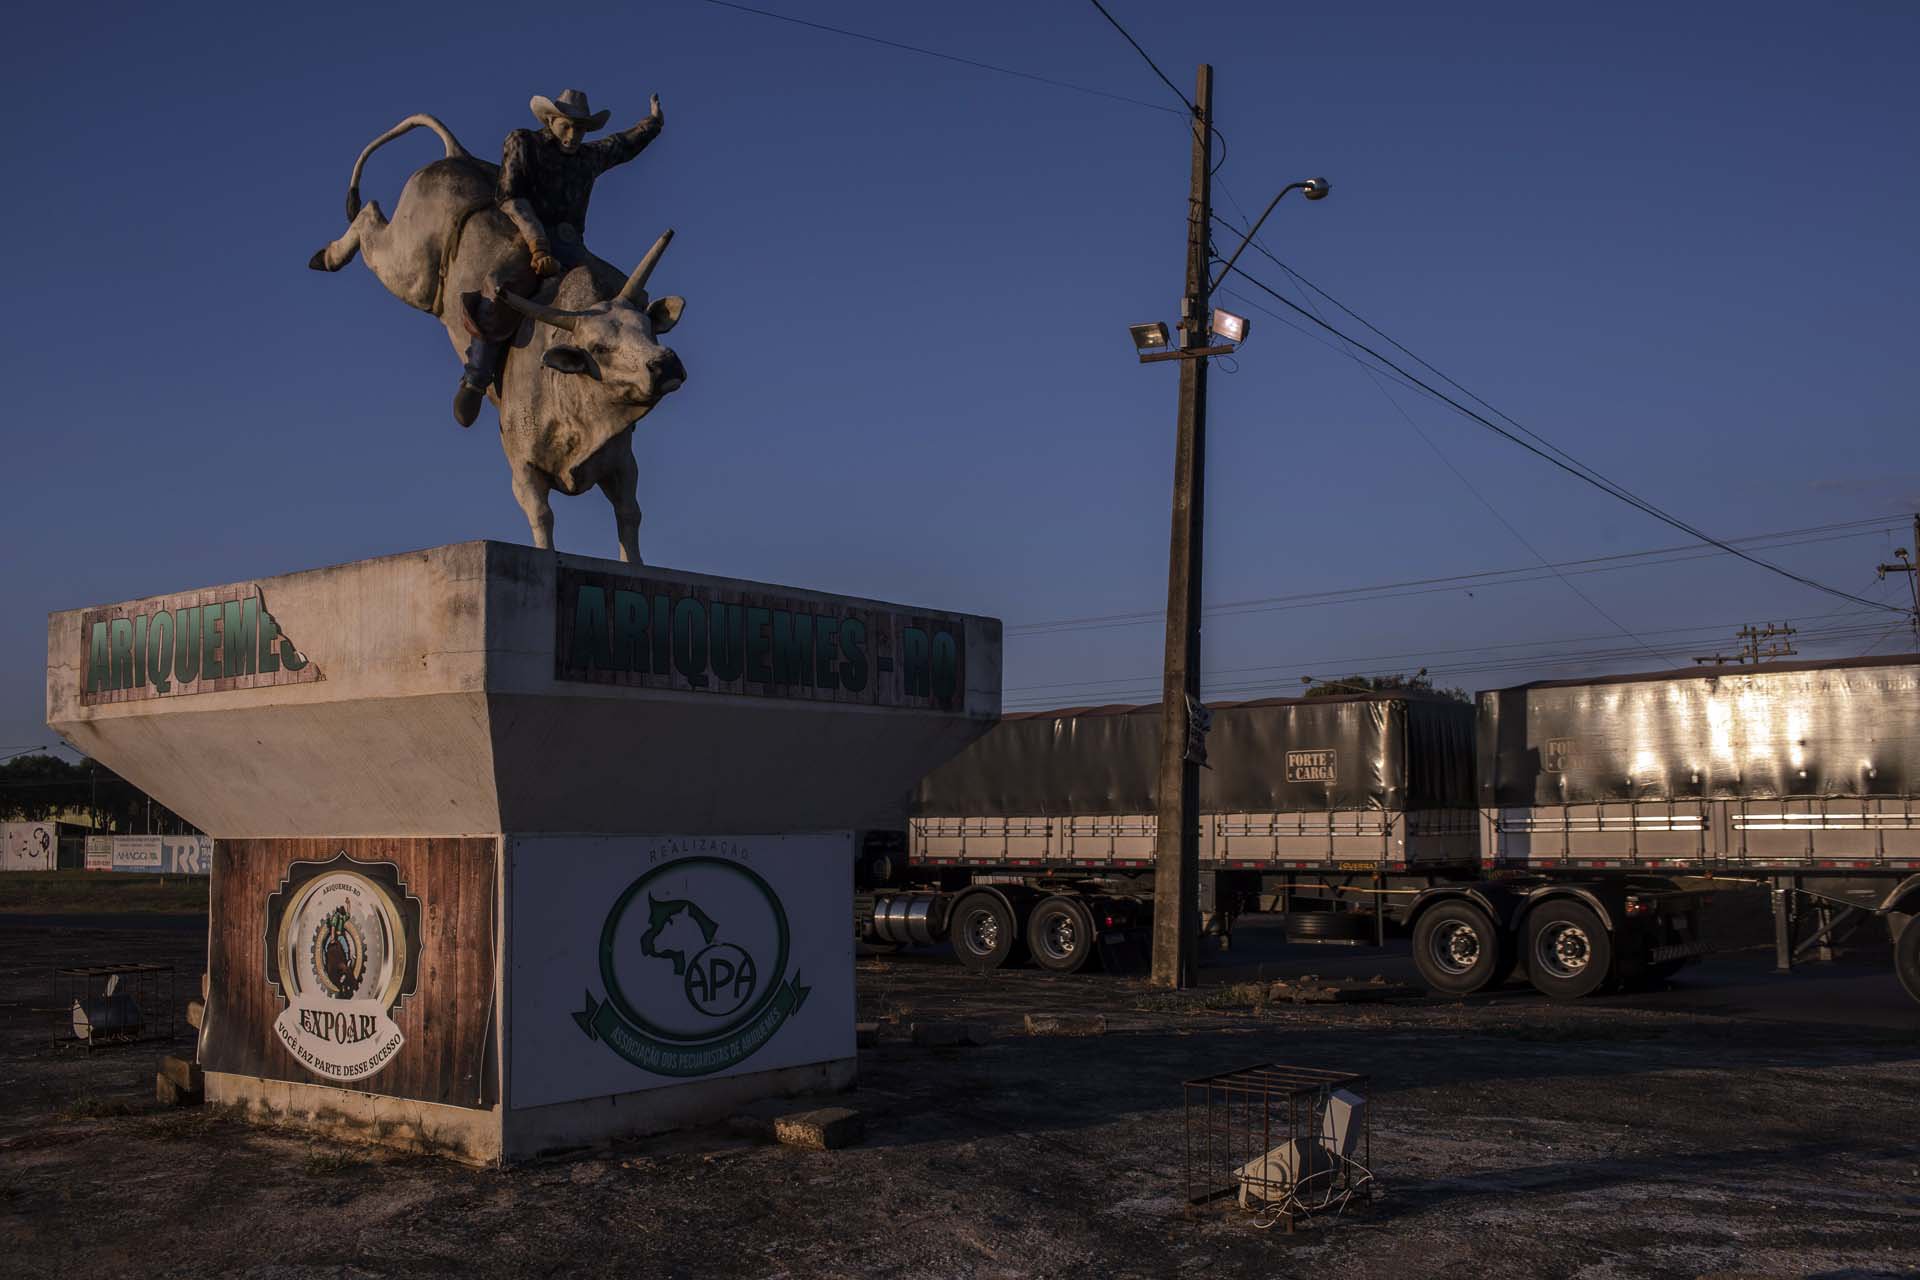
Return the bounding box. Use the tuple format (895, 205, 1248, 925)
(1248, 1157, 1379, 1231)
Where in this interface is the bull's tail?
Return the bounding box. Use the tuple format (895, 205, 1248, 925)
(343, 113, 470, 221)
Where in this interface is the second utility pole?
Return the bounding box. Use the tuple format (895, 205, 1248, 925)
(1150, 64, 1213, 989)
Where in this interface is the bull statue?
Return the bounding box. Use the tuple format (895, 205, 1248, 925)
(309, 108, 687, 563)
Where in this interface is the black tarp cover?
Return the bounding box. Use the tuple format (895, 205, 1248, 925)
(912, 695, 1476, 817)
(1479, 655, 1920, 805)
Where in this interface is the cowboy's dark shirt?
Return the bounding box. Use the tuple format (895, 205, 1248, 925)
(497, 118, 660, 237)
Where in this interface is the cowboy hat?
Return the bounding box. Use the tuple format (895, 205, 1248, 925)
(530, 89, 611, 131)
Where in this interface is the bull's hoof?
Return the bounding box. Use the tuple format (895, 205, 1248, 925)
(308, 247, 335, 272)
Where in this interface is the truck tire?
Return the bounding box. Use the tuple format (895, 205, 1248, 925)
(1524, 900, 1613, 1000)
(951, 893, 1022, 972)
(1412, 901, 1510, 996)
(1027, 896, 1096, 974)
(1895, 918, 1920, 1007)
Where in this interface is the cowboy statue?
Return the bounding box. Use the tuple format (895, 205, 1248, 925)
(453, 88, 665, 426)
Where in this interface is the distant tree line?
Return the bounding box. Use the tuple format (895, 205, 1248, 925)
(0, 753, 193, 833)
(1301, 672, 1470, 704)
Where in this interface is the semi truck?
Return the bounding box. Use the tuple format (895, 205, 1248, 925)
(861, 691, 1482, 971)
(855, 656, 1920, 1005)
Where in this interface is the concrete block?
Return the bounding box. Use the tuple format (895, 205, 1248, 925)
(1024, 1013, 1107, 1037)
(911, 1021, 991, 1048)
(156, 1069, 202, 1108)
(726, 1097, 793, 1141)
(773, 1107, 864, 1151)
(855, 1021, 879, 1048)
(159, 1054, 203, 1094)
(186, 999, 204, 1030)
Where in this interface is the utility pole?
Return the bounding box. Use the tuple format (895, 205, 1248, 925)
(1693, 622, 1797, 666)
(1150, 64, 1214, 989)
(1737, 622, 1797, 664)
(1875, 513, 1920, 648)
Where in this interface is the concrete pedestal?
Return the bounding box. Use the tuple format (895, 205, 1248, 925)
(48, 541, 999, 1163)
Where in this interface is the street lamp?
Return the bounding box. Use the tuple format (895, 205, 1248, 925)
(0, 744, 49, 764)
(1129, 177, 1326, 365)
(1210, 177, 1331, 293)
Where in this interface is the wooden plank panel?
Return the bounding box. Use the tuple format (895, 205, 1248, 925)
(203, 836, 498, 1109)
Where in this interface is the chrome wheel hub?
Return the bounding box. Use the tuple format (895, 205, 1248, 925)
(1430, 921, 1482, 975)
(1537, 923, 1592, 978)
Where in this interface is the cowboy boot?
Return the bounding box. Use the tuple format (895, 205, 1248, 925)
(454, 339, 500, 428)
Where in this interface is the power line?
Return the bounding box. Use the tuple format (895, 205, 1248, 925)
(1084, 0, 1193, 112)
(1011, 622, 1893, 704)
(1221, 209, 1672, 665)
(1205, 202, 1903, 618)
(1218, 260, 1909, 617)
(1004, 611, 1898, 708)
(1004, 516, 1904, 637)
(1214, 215, 1723, 514)
(1009, 605, 1877, 692)
(699, 1, 1184, 115)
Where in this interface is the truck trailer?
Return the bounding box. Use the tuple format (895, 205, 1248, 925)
(1413, 655, 1920, 1001)
(858, 656, 1920, 1006)
(862, 692, 1479, 973)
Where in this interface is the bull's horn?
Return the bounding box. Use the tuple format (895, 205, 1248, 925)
(616, 229, 675, 304)
(497, 290, 586, 332)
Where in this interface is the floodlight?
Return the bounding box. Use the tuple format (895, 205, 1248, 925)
(1129, 322, 1171, 353)
(1234, 1139, 1331, 1207)
(1320, 1088, 1366, 1158)
(1211, 308, 1249, 344)
(1303, 177, 1331, 200)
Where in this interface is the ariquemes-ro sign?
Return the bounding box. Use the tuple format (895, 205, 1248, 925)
(80, 585, 318, 705)
(556, 568, 966, 709)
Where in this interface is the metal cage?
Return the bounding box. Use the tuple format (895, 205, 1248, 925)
(52, 963, 177, 1050)
(1184, 1063, 1375, 1230)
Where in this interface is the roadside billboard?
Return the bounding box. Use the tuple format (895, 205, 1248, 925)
(162, 834, 213, 875)
(107, 833, 212, 874)
(1, 822, 57, 871)
(112, 834, 165, 871)
(84, 835, 113, 870)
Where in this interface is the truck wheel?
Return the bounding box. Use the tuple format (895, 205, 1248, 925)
(1412, 901, 1509, 996)
(951, 894, 1022, 971)
(1524, 901, 1613, 1000)
(1895, 918, 1920, 1006)
(1028, 896, 1096, 974)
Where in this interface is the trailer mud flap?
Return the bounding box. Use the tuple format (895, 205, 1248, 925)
(1650, 939, 1710, 964)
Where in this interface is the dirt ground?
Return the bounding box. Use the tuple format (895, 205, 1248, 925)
(1, 912, 1916, 1280)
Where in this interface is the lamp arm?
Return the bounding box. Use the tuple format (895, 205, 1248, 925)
(1208, 182, 1310, 294)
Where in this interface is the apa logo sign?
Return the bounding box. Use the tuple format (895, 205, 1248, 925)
(574, 855, 810, 1078)
(264, 855, 421, 1083)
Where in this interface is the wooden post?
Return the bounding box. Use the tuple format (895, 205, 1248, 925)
(1151, 65, 1214, 989)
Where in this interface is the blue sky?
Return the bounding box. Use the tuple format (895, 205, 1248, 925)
(4, 0, 1917, 753)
